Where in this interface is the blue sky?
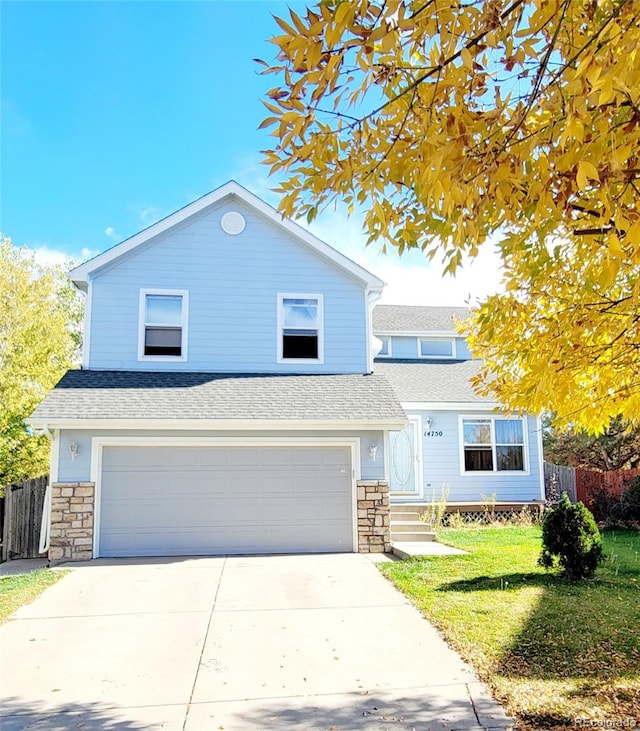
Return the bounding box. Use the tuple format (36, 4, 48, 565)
(1, 0, 501, 305)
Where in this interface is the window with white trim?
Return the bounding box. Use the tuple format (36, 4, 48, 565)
(277, 294, 323, 362)
(378, 337, 391, 357)
(139, 290, 188, 360)
(462, 418, 525, 472)
(419, 338, 455, 358)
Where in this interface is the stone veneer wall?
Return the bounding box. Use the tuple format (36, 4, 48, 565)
(49, 482, 95, 561)
(356, 480, 391, 553)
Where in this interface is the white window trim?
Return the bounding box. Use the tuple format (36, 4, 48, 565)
(417, 337, 457, 360)
(277, 293, 324, 364)
(458, 415, 530, 476)
(377, 336, 392, 358)
(138, 288, 189, 362)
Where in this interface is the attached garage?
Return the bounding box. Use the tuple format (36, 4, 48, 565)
(97, 443, 355, 557)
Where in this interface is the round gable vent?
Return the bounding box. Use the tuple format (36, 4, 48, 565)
(221, 211, 246, 235)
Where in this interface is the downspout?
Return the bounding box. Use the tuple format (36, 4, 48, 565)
(38, 427, 54, 554)
(367, 288, 384, 373)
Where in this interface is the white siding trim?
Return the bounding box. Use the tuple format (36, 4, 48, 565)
(30, 417, 407, 430)
(457, 414, 530, 476)
(137, 288, 189, 363)
(366, 289, 383, 372)
(50, 430, 60, 483)
(374, 329, 459, 338)
(402, 401, 500, 411)
(276, 293, 325, 364)
(91, 436, 360, 558)
(82, 279, 92, 369)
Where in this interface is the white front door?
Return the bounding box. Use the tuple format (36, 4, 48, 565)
(388, 416, 422, 495)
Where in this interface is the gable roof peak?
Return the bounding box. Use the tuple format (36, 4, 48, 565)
(69, 180, 383, 290)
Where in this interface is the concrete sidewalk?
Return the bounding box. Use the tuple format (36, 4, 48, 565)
(0, 554, 513, 730)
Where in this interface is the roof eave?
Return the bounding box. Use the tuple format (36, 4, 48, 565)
(29, 417, 408, 431)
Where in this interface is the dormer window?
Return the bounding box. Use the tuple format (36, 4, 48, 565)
(277, 294, 324, 363)
(138, 289, 188, 361)
(419, 338, 455, 359)
(378, 337, 391, 357)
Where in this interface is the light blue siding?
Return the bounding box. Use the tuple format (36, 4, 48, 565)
(403, 411, 543, 502)
(56, 428, 385, 483)
(87, 199, 368, 373)
(390, 337, 418, 359)
(455, 338, 473, 360)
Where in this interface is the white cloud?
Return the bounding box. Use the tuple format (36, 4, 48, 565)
(29, 244, 100, 269)
(104, 226, 121, 242)
(127, 203, 168, 230)
(302, 205, 505, 307)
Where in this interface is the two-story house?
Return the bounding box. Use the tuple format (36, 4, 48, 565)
(30, 181, 544, 561)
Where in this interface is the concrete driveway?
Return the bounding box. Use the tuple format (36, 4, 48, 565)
(0, 554, 513, 730)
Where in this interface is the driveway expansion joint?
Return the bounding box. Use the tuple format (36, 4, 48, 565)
(181, 555, 227, 731)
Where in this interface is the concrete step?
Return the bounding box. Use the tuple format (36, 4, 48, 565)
(390, 520, 434, 533)
(392, 541, 467, 558)
(390, 530, 436, 542)
(390, 511, 422, 522)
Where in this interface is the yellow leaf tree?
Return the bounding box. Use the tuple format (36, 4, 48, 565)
(260, 0, 640, 431)
(0, 236, 83, 493)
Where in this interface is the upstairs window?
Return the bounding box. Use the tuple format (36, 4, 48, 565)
(419, 338, 454, 358)
(139, 290, 188, 360)
(461, 417, 526, 473)
(278, 294, 324, 362)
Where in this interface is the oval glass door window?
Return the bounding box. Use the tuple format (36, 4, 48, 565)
(391, 430, 412, 485)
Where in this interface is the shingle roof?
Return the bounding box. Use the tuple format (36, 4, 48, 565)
(373, 305, 470, 333)
(29, 370, 406, 425)
(374, 361, 495, 403)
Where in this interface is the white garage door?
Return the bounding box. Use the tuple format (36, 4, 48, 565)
(98, 445, 354, 557)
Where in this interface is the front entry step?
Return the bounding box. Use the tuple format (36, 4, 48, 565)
(391, 531, 437, 542)
(390, 511, 436, 543)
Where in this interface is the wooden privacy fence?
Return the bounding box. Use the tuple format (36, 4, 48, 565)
(1, 475, 48, 561)
(543, 462, 577, 502)
(543, 463, 640, 509)
(576, 467, 640, 508)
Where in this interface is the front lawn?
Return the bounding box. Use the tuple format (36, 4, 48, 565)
(0, 569, 66, 623)
(381, 526, 640, 729)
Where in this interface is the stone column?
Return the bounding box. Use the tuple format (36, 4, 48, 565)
(49, 482, 95, 562)
(356, 480, 391, 553)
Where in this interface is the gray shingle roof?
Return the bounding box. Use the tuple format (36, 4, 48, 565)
(30, 370, 406, 424)
(373, 305, 470, 333)
(374, 361, 495, 403)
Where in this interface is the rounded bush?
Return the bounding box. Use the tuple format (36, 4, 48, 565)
(620, 476, 640, 522)
(539, 493, 604, 580)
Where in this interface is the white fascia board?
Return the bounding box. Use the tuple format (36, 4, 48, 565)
(28, 417, 408, 431)
(401, 401, 502, 411)
(373, 329, 461, 338)
(69, 181, 384, 289)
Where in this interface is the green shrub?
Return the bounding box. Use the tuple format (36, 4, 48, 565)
(620, 476, 640, 522)
(589, 484, 623, 524)
(539, 493, 604, 580)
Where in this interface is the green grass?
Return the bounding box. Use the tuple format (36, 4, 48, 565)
(381, 526, 640, 729)
(0, 568, 67, 623)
